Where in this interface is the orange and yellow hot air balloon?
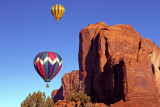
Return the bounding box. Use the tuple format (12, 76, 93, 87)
(51, 4, 65, 23)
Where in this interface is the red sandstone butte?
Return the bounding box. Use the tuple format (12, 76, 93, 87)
(78, 22, 160, 105)
(52, 22, 160, 106)
(51, 70, 79, 102)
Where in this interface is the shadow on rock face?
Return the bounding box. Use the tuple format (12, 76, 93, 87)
(52, 86, 64, 103)
(83, 33, 127, 106)
(152, 64, 155, 74)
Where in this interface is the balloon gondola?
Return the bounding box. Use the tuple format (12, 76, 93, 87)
(46, 83, 49, 88)
(34, 52, 62, 88)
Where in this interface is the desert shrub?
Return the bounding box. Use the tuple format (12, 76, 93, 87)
(21, 91, 54, 107)
(67, 79, 91, 106)
(66, 91, 91, 106)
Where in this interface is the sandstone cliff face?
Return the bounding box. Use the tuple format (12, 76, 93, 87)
(52, 22, 160, 106)
(51, 70, 79, 102)
(78, 22, 160, 105)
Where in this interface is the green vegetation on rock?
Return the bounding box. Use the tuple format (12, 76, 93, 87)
(66, 91, 91, 103)
(21, 91, 54, 107)
(66, 80, 91, 106)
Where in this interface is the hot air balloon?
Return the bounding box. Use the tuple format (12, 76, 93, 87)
(34, 52, 62, 88)
(51, 4, 65, 23)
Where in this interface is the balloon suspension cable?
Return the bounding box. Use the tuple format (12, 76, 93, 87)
(57, 20, 59, 24)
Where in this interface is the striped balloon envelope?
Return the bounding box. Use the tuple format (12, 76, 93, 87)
(51, 4, 65, 23)
(33, 52, 62, 85)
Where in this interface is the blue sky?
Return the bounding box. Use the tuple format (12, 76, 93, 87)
(0, 0, 160, 107)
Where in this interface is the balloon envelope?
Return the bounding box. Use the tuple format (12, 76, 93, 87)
(51, 4, 65, 22)
(34, 52, 62, 82)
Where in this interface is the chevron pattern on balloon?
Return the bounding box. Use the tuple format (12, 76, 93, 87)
(34, 57, 62, 66)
